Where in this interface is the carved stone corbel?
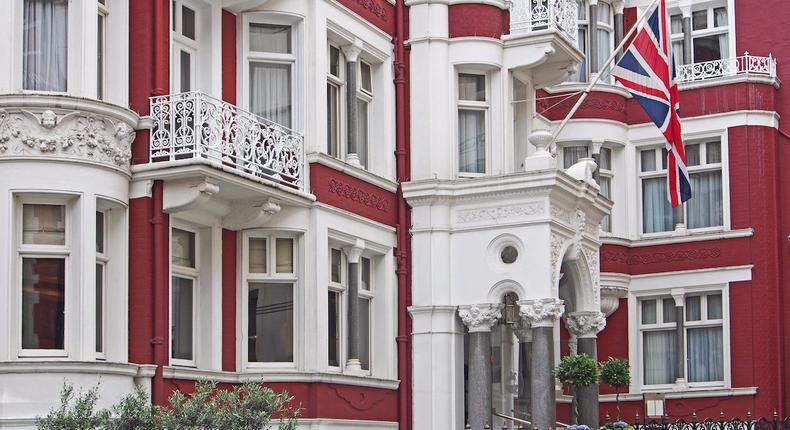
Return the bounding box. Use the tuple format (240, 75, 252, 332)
(222, 198, 281, 230)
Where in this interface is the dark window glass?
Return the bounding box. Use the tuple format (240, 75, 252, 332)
(22, 258, 65, 350)
(181, 5, 195, 40)
(96, 211, 105, 254)
(96, 263, 104, 353)
(328, 291, 340, 367)
(180, 50, 191, 93)
(358, 297, 370, 370)
(171, 276, 194, 360)
(248, 283, 294, 362)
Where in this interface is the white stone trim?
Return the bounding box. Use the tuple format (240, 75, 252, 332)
(458, 303, 502, 332)
(519, 298, 564, 328)
(162, 366, 400, 390)
(602, 227, 753, 247)
(0, 360, 156, 377)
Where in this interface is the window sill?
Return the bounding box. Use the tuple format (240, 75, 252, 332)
(597, 386, 758, 402)
(602, 228, 753, 248)
(545, 81, 632, 98)
(307, 152, 398, 193)
(0, 360, 157, 378)
(161, 366, 400, 390)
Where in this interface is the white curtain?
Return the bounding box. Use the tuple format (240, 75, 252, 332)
(250, 62, 292, 128)
(687, 326, 723, 382)
(643, 330, 677, 385)
(563, 146, 589, 168)
(642, 177, 677, 233)
(356, 98, 369, 168)
(23, 0, 68, 91)
(717, 33, 729, 61)
(687, 171, 722, 229)
(599, 176, 611, 232)
(570, 28, 587, 82)
(458, 110, 485, 173)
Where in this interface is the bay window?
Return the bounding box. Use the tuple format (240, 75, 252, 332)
(598, 147, 613, 232)
(23, 0, 69, 92)
(244, 233, 297, 365)
(458, 73, 488, 175)
(356, 61, 373, 168)
(327, 45, 343, 158)
(95, 210, 107, 357)
(639, 140, 723, 234)
(671, 5, 729, 65)
(569, 1, 614, 82)
(170, 227, 197, 365)
(562, 145, 589, 169)
(247, 21, 294, 128)
(171, 0, 198, 93)
(328, 248, 344, 368)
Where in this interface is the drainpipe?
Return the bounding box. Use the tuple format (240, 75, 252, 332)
(394, 1, 412, 428)
(151, 180, 168, 405)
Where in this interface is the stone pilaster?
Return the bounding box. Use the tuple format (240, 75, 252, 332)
(514, 321, 532, 418)
(566, 311, 606, 427)
(342, 39, 364, 168)
(343, 239, 365, 372)
(459, 304, 502, 430)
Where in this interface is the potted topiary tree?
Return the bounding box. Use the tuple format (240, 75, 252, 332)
(554, 353, 600, 425)
(600, 357, 631, 422)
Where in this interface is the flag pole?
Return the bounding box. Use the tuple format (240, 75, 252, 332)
(552, 0, 661, 140)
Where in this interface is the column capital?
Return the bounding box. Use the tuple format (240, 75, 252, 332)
(671, 288, 685, 306)
(519, 298, 564, 328)
(342, 238, 365, 263)
(341, 38, 364, 62)
(458, 303, 502, 333)
(591, 139, 604, 155)
(565, 311, 606, 338)
(514, 320, 532, 342)
(612, 0, 625, 15)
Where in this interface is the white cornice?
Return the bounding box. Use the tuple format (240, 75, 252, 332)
(0, 93, 142, 128)
(307, 152, 398, 192)
(602, 228, 753, 247)
(0, 361, 157, 378)
(162, 366, 400, 390)
(597, 386, 758, 402)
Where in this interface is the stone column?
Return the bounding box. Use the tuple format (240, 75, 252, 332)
(342, 39, 364, 168)
(591, 140, 603, 182)
(343, 239, 365, 372)
(514, 321, 532, 419)
(459, 304, 502, 430)
(520, 298, 565, 430)
(680, 3, 693, 65)
(671, 289, 686, 385)
(566, 311, 607, 427)
(613, 1, 624, 61)
(589, 0, 599, 75)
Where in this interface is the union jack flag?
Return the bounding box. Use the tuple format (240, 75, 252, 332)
(612, 0, 691, 207)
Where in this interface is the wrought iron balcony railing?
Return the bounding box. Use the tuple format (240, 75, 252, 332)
(508, 0, 579, 43)
(675, 52, 777, 84)
(149, 91, 304, 190)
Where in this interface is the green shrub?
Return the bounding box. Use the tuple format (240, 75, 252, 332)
(36, 383, 111, 430)
(554, 353, 600, 388)
(600, 357, 631, 421)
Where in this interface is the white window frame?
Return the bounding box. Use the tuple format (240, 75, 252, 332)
(97, 0, 108, 100)
(241, 231, 299, 369)
(595, 1, 615, 82)
(241, 12, 301, 130)
(326, 43, 345, 159)
(16, 195, 74, 359)
(635, 286, 730, 392)
(327, 246, 346, 371)
(356, 59, 373, 169)
(169, 223, 198, 367)
(637, 137, 728, 237)
(598, 146, 614, 233)
(357, 255, 374, 374)
(171, 0, 199, 94)
(670, 3, 731, 66)
(95, 209, 108, 360)
(456, 70, 490, 177)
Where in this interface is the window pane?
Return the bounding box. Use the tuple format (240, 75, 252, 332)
(328, 291, 340, 367)
(685, 144, 700, 166)
(248, 238, 267, 273)
(642, 177, 678, 233)
(707, 294, 723, 319)
(357, 98, 369, 168)
(563, 146, 589, 169)
(22, 258, 65, 350)
(663, 298, 677, 323)
(458, 74, 485, 101)
(599, 176, 611, 232)
(671, 15, 683, 34)
(686, 296, 702, 321)
(687, 326, 723, 382)
(597, 29, 612, 75)
(23, 0, 68, 91)
(171, 276, 194, 360)
(359, 297, 370, 370)
(662, 148, 668, 170)
(276, 238, 294, 273)
(248, 283, 294, 362)
(672, 40, 685, 66)
(714, 7, 728, 27)
(179, 50, 191, 93)
(640, 150, 656, 172)
(330, 248, 342, 283)
(570, 28, 587, 82)
(458, 110, 485, 173)
(693, 34, 726, 63)
(97, 13, 104, 100)
(643, 330, 677, 384)
(329, 45, 340, 77)
(250, 62, 292, 128)
(692, 10, 708, 30)
(250, 23, 291, 53)
(641, 300, 657, 325)
(597, 2, 611, 25)
(23, 204, 66, 245)
(96, 211, 105, 254)
(687, 170, 723, 229)
(171, 228, 196, 268)
(361, 257, 371, 291)
(181, 5, 195, 40)
(360, 62, 372, 93)
(706, 141, 722, 164)
(96, 263, 104, 353)
(600, 147, 612, 170)
(327, 83, 339, 156)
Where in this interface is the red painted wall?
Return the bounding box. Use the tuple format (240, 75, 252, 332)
(310, 163, 399, 227)
(128, 196, 154, 364)
(129, 0, 154, 165)
(221, 11, 237, 105)
(448, 4, 509, 39)
(221, 229, 237, 372)
(334, 0, 395, 35)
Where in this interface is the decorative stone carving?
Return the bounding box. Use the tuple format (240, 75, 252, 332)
(581, 246, 601, 305)
(600, 285, 628, 316)
(565, 311, 606, 338)
(328, 178, 390, 212)
(343, 239, 366, 264)
(222, 198, 281, 230)
(0, 107, 134, 171)
(551, 205, 572, 225)
(601, 248, 721, 265)
(550, 232, 565, 286)
(458, 304, 502, 333)
(519, 298, 564, 328)
(456, 202, 545, 223)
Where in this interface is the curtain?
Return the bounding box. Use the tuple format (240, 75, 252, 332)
(250, 62, 292, 128)
(570, 28, 587, 82)
(563, 146, 588, 169)
(249, 23, 290, 53)
(687, 326, 723, 382)
(356, 98, 369, 168)
(458, 110, 485, 173)
(599, 176, 611, 232)
(687, 171, 722, 229)
(717, 33, 729, 61)
(642, 177, 677, 233)
(23, 0, 68, 91)
(358, 297, 371, 371)
(171, 277, 194, 360)
(643, 330, 677, 385)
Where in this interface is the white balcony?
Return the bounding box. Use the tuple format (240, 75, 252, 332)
(508, 0, 579, 43)
(675, 52, 777, 84)
(149, 92, 304, 191)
